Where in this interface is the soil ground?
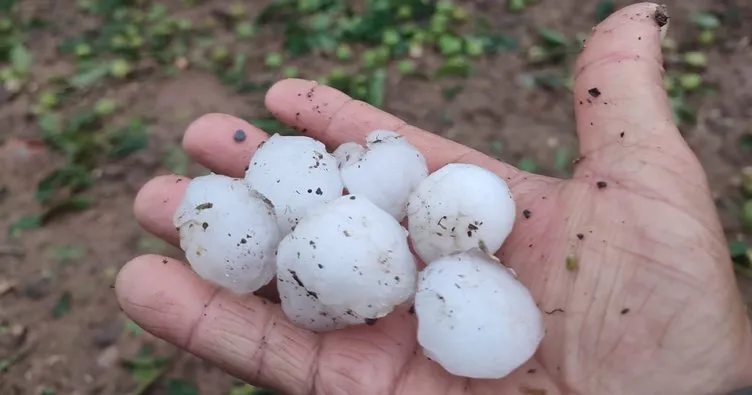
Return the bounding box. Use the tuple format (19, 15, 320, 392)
(1, 1, 751, 394)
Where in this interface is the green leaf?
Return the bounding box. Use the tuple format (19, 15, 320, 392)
(730, 240, 750, 258)
(553, 146, 572, 171)
(68, 63, 111, 88)
(10, 43, 32, 74)
(108, 118, 148, 157)
(124, 319, 145, 336)
(479, 34, 518, 53)
(442, 86, 464, 101)
(537, 28, 569, 48)
(9, 215, 41, 238)
(742, 200, 752, 229)
(250, 117, 296, 135)
(0, 0, 18, 13)
(690, 12, 720, 30)
(367, 68, 386, 108)
(594, 0, 615, 22)
(517, 157, 537, 173)
(47, 245, 86, 263)
(36, 166, 94, 203)
(51, 292, 72, 318)
(739, 135, 752, 150)
(163, 145, 189, 175)
(229, 384, 258, 395)
(436, 56, 472, 78)
(166, 379, 198, 395)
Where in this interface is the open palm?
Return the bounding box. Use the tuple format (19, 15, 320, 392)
(116, 4, 752, 395)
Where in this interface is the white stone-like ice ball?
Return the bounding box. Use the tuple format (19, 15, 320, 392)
(173, 174, 281, 294)
(407, 163, 516, 263)
(414, 249, 544, 379)
(245, 134, 343, 235)
(334, 130, 428, 221)
(276, 194, 417, 331)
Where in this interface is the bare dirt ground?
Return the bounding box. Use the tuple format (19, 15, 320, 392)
(1, 1, 751, 394)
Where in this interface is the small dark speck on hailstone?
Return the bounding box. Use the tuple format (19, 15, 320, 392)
(588, 87, 602, 98)
(233, 129, 247, 142)
(577, 233, 584, 240)
(522, 209, 531, 219)
(596, 181, 608, 189)
(621, 308, 631, 315)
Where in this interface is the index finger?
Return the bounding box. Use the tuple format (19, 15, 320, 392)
(264, 79, 522, 178)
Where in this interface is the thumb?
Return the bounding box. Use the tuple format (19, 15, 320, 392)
(572, 3, 703, 184)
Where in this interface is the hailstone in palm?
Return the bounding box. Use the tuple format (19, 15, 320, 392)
(414, 249, 544, 379)
(245, 134, 343, 235)
(334, 130, 428, 221)
(173, 174, 281, 294)
(407, 163, 516, 263)
(276, 194, 417, 331)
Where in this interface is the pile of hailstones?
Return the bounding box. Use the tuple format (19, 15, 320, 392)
(174, 130, 545, 379)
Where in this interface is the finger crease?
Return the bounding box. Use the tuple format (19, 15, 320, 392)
(321, 98, 355, 138)
(575, 50, 663, 80)
(307, 333, 326, 395)
(250, 307, 283, 384)
(184, 286, 222, 351)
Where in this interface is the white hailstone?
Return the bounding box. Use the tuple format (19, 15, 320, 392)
(414, 249, 544, 379)
(173, 174, 281, 294)
(245, 134, 343, 235)
(334, 130, 428, 221)
(407, 163, 516, 263)
(277, 267, 350, 332)
(276, 194, 417, 331)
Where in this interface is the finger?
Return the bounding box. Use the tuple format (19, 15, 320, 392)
(264, 78, 521, 178)
(183, 113, 269, 177)
(573, 3, 701, 176)
(133, 174, 189, 246)
(115, 255, 317, 394)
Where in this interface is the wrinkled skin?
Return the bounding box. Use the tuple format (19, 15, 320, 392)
(116, 3, 752, 395)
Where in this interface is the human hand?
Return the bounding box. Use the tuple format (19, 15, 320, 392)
(115, 3, 752, 394)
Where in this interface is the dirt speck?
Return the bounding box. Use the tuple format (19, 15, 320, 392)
(588, 87, 601, 98)
(566, 255, 579, 272)
(653, 5, 670, 27)
(195, 202, 213, 210)
(596, 181, 608, 189)
(233, 129, 247, 142)
(522, 209, 532, 219)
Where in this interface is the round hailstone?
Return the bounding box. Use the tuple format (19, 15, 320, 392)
(244, 133, 343, 235)
(414, 249, 544, 379)
(173, 174, 281, 294)
(276, 194, 417, 331)
(406, 163, 516, 263)
(333, 130, 428, 221)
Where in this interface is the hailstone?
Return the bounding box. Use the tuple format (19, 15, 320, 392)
(173, 174, 281, 294)
(276, 194, 417, 331)
(334, 130, 428, 221)
(414, 249, 544, 379)
(244, 134, 343, 235)
(407, 163, 516, 263)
